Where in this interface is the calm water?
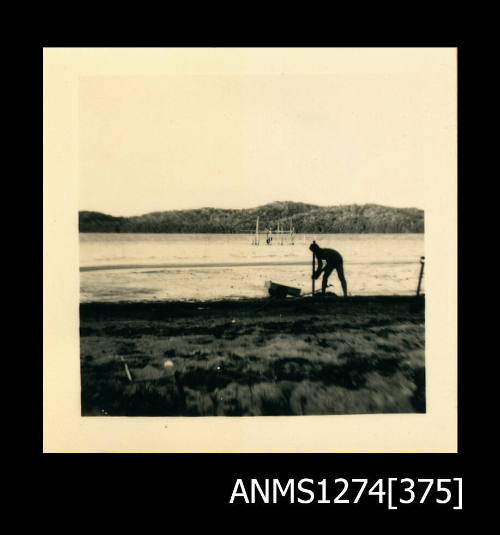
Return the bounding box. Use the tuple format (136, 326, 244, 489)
(80, 233, 424, 302)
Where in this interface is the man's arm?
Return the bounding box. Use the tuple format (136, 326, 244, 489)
(312, 258, 324, 279)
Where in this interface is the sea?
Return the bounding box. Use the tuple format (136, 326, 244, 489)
(80, 233, 424, 302)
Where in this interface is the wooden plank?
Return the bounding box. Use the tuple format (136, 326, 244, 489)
(265, 280, 301, 297)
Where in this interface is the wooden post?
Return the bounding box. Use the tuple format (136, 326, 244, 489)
(416, 256, 425, 296)
(312, 250, 316, 296)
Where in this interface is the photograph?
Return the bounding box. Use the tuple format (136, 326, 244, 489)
(44, 47, 457, 453)
(78, 63, 426, 417)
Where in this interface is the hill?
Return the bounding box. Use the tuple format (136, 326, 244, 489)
(79, 202, 423, 233)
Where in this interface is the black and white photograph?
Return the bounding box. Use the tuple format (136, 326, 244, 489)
(44, 48, 457, 452)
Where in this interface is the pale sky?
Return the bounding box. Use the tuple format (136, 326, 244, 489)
(79, 72, 426, 216)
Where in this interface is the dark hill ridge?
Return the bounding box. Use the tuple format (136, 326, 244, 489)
(79, 202, 423, 233)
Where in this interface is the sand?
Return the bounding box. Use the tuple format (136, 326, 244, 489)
(80, 295, 425, 416)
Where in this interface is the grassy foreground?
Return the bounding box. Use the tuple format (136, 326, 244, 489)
(80, 296, 425, 416)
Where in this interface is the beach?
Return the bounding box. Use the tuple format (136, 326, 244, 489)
(80, 295, 425, 416)
(80, 232, 424, 302)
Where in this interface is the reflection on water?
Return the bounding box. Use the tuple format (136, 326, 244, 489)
(80, 233, 424, 301)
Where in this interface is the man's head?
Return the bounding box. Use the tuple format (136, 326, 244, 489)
(309, 241, 320, 253)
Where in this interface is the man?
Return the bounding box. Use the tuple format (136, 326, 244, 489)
(309, 241, 348, 297)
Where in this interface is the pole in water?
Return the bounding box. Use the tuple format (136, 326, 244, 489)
(416, 256, 425, 296)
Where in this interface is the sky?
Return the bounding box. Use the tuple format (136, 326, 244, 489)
(79, 72, 426, 216)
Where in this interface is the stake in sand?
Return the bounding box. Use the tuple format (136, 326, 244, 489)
(416, 256, 425, 296)
(312, 247, 316, 296)
(120, 355, 133, 382)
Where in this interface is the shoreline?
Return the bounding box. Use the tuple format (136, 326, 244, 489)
(80, 294, 424, 314)
(80, 260, 420, 272)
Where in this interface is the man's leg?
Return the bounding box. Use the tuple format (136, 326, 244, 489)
(337, 262, 348, 297)
(322, 265, 334, 295)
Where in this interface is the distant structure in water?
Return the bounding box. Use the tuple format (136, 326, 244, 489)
(251, 217, 295, 246)
(251, 216, 260, 245)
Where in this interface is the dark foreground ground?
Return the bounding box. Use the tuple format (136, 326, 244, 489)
(80, 295, 425, 416)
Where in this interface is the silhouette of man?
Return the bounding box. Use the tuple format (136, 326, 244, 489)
(309, 241, 348, 297)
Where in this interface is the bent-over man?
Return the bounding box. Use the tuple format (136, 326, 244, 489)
(309, 241, 348, 297)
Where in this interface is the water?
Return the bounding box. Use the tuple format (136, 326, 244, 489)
(80, 233, 424, 302)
